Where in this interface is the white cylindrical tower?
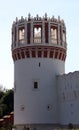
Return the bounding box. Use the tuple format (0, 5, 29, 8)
(11, 14, 67, 130)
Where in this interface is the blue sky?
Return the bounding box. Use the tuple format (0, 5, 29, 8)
(0, 0, 79, 89)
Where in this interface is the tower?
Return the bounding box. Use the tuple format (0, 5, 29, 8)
(11, 14, 67, 130)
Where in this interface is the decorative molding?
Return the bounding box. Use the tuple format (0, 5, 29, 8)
(12, 46, 66, 62)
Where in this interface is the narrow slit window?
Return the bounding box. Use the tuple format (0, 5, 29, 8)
(39, 62, 41, 67)
(34, 81, 38, 89)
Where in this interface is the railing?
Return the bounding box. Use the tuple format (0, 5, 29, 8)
(19, 39, 25, 44)
(51, 38, 57, 44)
(33, 37, 41, 43)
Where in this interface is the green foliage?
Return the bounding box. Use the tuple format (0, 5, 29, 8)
(0, 89, 14, 118)
(0, 91, 4, 99)
(7, 123, 13, 130)
(0, 127, 6, 130)
(0, 104, 8, 117)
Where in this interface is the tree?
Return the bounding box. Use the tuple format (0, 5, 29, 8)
(0, 89, 14, 118)
(0, 91, 4, 99)
(7, 123, 13, 130)
(0, 104, 8, 118)
(0, 89, 14, 113)
(0, 127, 6, 130)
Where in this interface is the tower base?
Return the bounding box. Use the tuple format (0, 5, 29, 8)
(14, 124, 60, 130)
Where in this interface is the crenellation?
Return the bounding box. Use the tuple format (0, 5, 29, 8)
(28, 13, 31, 20)
(45, 13, 47, 19)
(58, 16, 60, 22)
(16, 17, 18, 23)
(21, 16, 25, 22)
(13, 14, 66, 27)
(36, 14, 39, 20)
(12, 14, 67, 54)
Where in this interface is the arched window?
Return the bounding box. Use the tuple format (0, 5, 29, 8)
(50, 27, 57, 44)
(63, 30, 66, 42)
(19, 27, 25, 43)
(34, 27, 41, 43)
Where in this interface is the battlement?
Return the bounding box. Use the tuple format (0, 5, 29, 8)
(13, 13, 65, 26)
(12, 14, 67, 62)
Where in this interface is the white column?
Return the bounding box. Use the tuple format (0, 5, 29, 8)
(15, 17, 18, 47)
(12, 26, 14, 48)
(61, 24, 63, 46)
(24, 20, 27, 44)
(58, 24, 60, 45)
(48, 21, 50, 44)
(31, 20, 33, 44)
(65, 30, 66, 48)
(16, 25, 18, 47)
(42, 20, 45, 44)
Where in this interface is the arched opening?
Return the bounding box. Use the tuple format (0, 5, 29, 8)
(62, 30, 66, 42)
(18, 27, 25, 44)
(50, 27, 57, 44)
(33, 27, 42, 43)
